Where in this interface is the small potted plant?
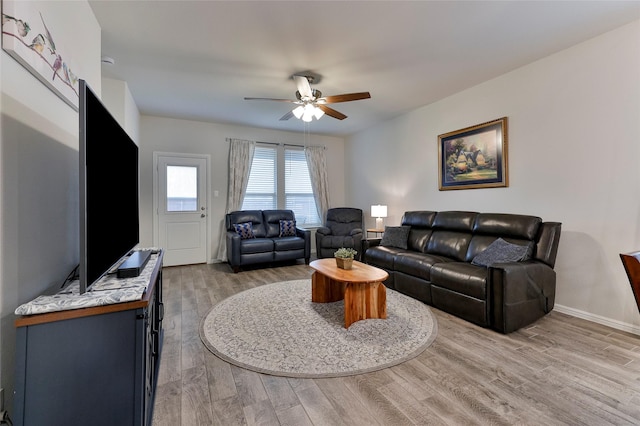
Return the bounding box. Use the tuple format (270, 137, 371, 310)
(334, 247, 357, 270)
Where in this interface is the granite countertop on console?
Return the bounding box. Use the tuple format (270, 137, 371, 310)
(15, 252, 159, 316)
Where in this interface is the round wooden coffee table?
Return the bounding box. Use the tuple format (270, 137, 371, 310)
(309, 258, 389, 328)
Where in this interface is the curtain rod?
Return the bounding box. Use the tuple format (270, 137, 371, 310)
(226, 138, 325, 149)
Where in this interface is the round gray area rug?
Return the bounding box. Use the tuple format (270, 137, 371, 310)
(199, 279, 438, 378)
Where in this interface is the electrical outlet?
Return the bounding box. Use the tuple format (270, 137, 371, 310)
(0, 387, 4, 412)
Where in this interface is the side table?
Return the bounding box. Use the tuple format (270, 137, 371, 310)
(366, 228, 385, 238)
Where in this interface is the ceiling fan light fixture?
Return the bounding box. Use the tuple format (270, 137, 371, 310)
(292, 105, 305, 119)
(245, 73, 369, 123)
(302, 109, 314, 122)
(301, 103, 317, 122)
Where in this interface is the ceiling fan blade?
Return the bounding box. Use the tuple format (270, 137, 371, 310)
(279, 110, 294, 121)
(293, 75, 313, 99)
(244, 97, 297, 103)
(317, 104, 347, 120)
(322, 92, 371, 104)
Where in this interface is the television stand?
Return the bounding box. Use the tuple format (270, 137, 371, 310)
(14, 250, 164, 426)
(118, 249, 152, 278)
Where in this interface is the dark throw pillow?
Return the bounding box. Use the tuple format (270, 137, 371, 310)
(471, 238, 532, 267)
(380, 226, 411, 249)
(279, 219, 297, 237)
(233, 222, 255, 240)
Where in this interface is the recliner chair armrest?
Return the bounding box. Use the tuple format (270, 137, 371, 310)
(350, 228, 363, 236)
(489, 260, 556, 333)
(316, 226, 331, 235)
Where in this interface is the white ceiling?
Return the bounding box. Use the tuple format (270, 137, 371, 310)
(89, 1, 640, 137)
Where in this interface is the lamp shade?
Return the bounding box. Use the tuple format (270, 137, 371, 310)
(371, 205, 387, 218)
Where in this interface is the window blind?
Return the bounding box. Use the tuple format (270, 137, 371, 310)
(285, 149, 320, 225)
(241, 145, 320, 226)
(242, 146, 276, 210)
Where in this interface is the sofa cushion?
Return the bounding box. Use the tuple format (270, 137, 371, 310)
(319, 235, 356, 249)
(263, 210, 296, 238)
(272, 236, 305, 251)
(326, 207, 363, 236)
(227, 210, 266, 237)
(430, 262, 487, 300)
(427, 231, 472, 261)
(432, 211, 477, 232)
(406, 228, 432, 253)
(364, 246, 404, 270)
(471, 238, 532, 267)
(473, 213, 541, 240)
(394, 252, 454, 280)
(381, 226, 410, 249)
(240, 238, 274, 254)
(233, 222, 255, 239)
(401, 211, 437, 228)
(279, 219, 297, 237)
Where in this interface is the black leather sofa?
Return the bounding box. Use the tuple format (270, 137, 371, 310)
(225, 210, 311, 273)
(363, 211, 561, 333)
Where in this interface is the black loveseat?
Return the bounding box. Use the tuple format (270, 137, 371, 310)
(225, 210, 311, 273)
(363, 211, 561, 333)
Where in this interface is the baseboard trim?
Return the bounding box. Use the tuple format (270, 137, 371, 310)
(554, 304, 640, 336)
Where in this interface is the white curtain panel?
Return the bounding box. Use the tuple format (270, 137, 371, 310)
(305, 146, 330, 224)
(217, 139, 256, 261)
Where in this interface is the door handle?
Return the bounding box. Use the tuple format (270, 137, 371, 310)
(201, 214, 206, 218)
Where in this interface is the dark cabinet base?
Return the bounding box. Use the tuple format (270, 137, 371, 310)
(13, 251, 164, 426)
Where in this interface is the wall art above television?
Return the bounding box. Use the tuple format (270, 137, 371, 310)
(2, 0, 79, 110)
(438, 117, 508, 191)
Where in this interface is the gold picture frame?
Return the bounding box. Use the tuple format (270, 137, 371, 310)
(438, 117, 508, 191)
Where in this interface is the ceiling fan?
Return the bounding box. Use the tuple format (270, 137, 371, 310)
(244, 74, 371, 122)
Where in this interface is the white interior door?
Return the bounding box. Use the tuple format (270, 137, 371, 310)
(155, 153, 209, 266)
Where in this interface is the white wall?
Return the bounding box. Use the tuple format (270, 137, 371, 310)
(0, 0, 101, 413)
(346, 21, 640, 333)
(101, 78, 141, 143)
(139, 116, 346, 260)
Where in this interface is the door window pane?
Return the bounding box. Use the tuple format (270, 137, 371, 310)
(167, 165, 198, 211)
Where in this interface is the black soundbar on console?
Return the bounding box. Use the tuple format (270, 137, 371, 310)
(117, 250, 152, 278)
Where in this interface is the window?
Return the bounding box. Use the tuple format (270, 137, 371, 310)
(166, 165, 198, 211)
(242, 147, 276, 210)
(242, 145, 320, 226)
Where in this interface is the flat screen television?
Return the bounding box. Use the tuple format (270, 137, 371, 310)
(79, 79, 139, 294)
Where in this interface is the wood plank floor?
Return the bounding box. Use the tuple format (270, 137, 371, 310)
(152, 261, 640, 426)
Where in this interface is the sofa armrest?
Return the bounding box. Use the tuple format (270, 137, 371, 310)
(350, 228, 363, 236)
(226, 231, 242, 265)
(316, 226, 331, 236)
(361, 238, 382, 259)
(489, 261, 556, 333)
(296, 227, 311, 260)
(362, 238, 382, 249)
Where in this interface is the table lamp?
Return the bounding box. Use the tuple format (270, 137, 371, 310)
(371, 205, 387, 230)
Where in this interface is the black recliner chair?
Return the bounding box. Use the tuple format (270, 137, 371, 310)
(315, 207, 364, 260)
